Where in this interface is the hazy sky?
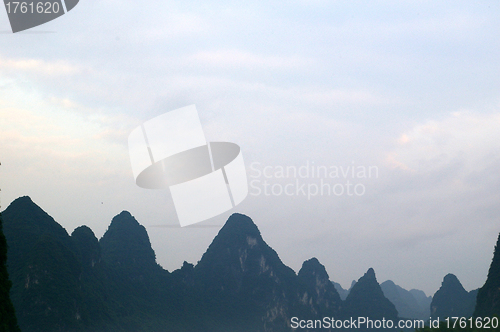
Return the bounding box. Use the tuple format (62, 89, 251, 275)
(1, 0, 500, 296)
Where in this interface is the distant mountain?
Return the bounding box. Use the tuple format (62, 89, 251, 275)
(343, 268, 398, 321)
(474, 232, 500, 317)
(333, 280, 356, 301)
(430, 274, 477, 320)
(333, 281, 349, 300)
(380, 280, 430, 320)
(409, 288, 432, 316)
(0, 213, 21, 332)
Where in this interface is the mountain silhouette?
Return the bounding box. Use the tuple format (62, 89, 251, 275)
(0, 212, 21, 331)
(2, 197, 180, 331)
(380, 280, 430, 320)
(2, 196, 497, 331)
(2, 197, 85, 331)
(430, 273, 477, 320)
(100, 211, 163, 278)
(297, 257, 343, 318)
(474, 232, 500, 317)
(409, 288, 432, 317)
(192, 213, 299, 331)
(333, 281, 350, 300)
(71, 226, 102, 271)
(343, 268, 399, 321)
(98, 210, 183, 330)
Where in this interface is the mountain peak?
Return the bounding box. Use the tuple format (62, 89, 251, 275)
(71, 226, 101, 269)
(109, 211, 138, 227)
(298, 257, 328, 279)
(2, 196, 72, 255)
(6, 196, 48, 218)
(382, 279, 396, 287)
(431, 273, 475, 319)
(100, 211, 158, 274)
(443, 273, 460, 284)
(218, 213, 261, 238)
(10, 195, 33, 205)
(298, 257, 342, 316)
(196, 214, 281, 273)
(365, 267, 376, 279)
(193, 213, 297, 330)
(343, 267, 398, 320)
(298, 258, 333, 286)
(117, 210, 132, 218)
(301, 257, 320, 267)
(196, 213, 265, 262)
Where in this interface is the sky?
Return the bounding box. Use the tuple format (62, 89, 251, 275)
(1, 0, 500, 296)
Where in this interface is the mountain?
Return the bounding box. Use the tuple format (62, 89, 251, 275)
(409, 289, 432, 317)
(98, 211, 172, 311)
(97, 210, 184, 331)
(2, 196, 87, 332)
(430, 274, 477, 320)
(343, 268, 399, 321)
(380, 280, 430, 320)
(69, 226, 118, 330)
(2, 196, 74, 284)
(100, 211, 163, 278)
(192, 213, 300, 331)
(0, 213, 21, 332)
(297, 258, 343, 318)
(2, 197, 181, 332)
(71, 226, 101, 271)
(4, 195, 494, 331)
(474, 232, 500, 317)
(333, 282, 349, 301)
(3, 198, 399, 331)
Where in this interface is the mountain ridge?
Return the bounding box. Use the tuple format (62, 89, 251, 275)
(2, 196, 495, 331)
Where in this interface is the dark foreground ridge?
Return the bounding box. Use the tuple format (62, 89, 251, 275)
(474, 232, 500, 318)
(1, 196, 494, 331)
(0, 211, 21, 331)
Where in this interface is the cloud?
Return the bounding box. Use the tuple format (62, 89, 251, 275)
(188, 49, 312, 69)
(388, 111, 500, 174)
(0, 56, 81, 76)
(379, 111, 500, 248)
(0, 0, 499, 295)
(130, 12, 211, 42)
